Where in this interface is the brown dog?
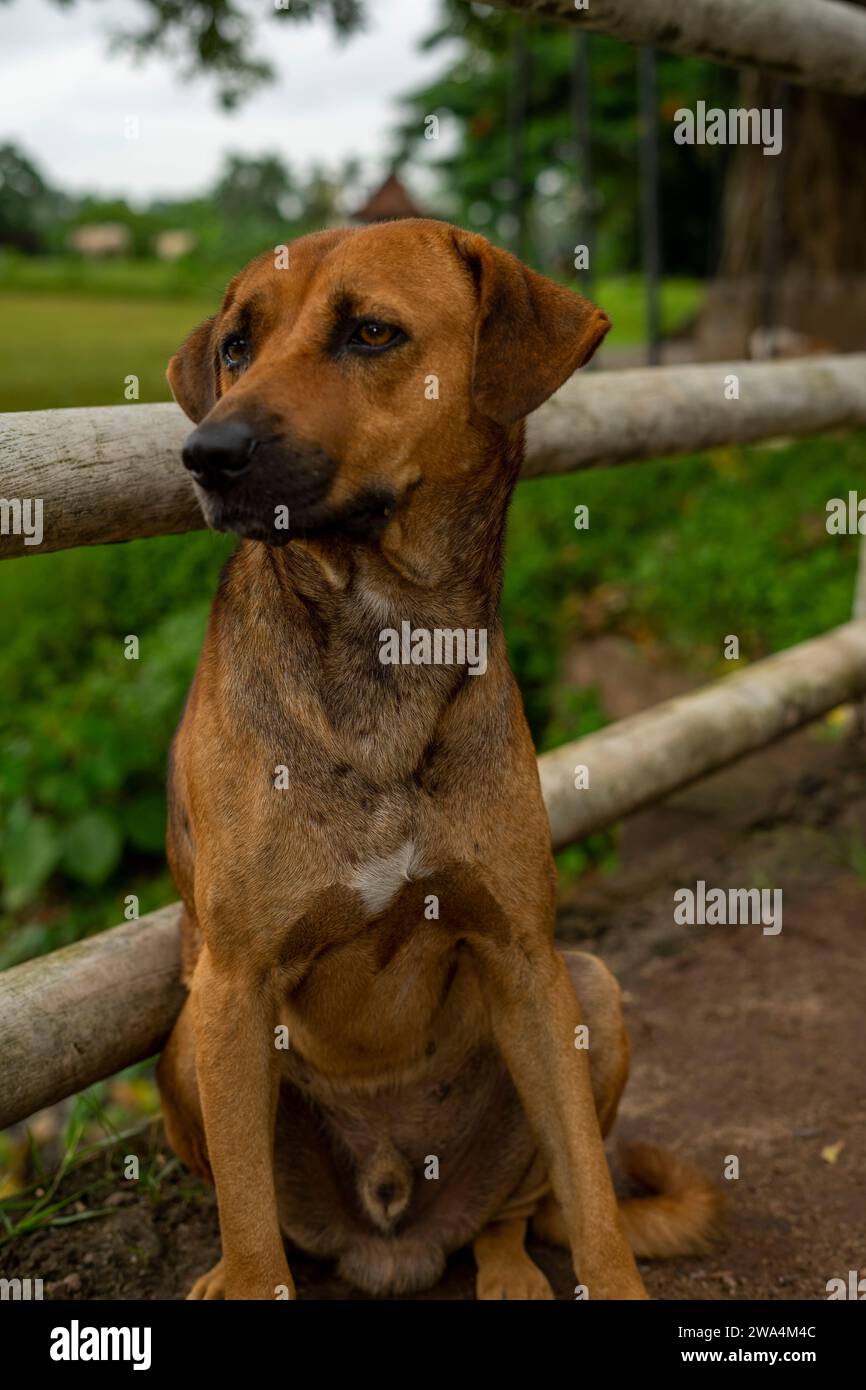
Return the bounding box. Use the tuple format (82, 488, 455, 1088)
(159, 219, 719, 1301)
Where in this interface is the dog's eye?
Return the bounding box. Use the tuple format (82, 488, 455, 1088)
(222, 335, 248, 369)
(349, 321, 404, 352)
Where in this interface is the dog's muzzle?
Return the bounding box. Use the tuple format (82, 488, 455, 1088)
(181, 418, 397, 546)
(181, 416, 344, 543)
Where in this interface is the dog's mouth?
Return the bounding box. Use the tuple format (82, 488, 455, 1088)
(182, 423, 402, 546)
(198, 482, 399, 546)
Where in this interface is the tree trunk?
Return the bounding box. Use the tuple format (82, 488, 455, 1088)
(696, 39, 866, 359)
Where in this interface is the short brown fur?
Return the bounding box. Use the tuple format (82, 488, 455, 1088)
(159, 219, 719, 1301)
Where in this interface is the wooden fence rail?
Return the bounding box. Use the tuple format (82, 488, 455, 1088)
(3, 354, 866, 559)
(486, 0, 866, 99)
(0, 909, 184, 1131)
(541, 618, 866, 848)
(3, 618, 866, 1129)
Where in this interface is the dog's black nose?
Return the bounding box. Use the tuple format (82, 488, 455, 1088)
(182, 419, 256, 491)
(375, 1181, 398, 1208)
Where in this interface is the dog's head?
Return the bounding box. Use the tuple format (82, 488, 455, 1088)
(168, 219, 609, 545)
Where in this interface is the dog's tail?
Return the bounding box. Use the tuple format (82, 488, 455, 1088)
(616, 1142, 722, 1258)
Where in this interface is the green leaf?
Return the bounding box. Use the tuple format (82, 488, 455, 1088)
(122, 795, 166, 854)
(0, 806, 61, 909)
(62, 812, 122, 885)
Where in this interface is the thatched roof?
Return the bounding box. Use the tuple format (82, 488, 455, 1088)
(351, 172, 426, 223)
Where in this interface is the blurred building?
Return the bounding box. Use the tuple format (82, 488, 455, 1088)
(351, 172, 426, 224)
(66, 222, 131, 257)
(154, 229, 197, 260)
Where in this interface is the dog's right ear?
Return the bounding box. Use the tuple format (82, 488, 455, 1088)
(451, 230, 610, 426)
(166, 316, 218, 423)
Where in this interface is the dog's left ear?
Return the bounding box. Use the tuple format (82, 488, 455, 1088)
(453, 231, 610, 426)
(166, 316, 218, 424)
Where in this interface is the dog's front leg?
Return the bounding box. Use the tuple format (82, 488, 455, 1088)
(191, 946, 294, 1301)
(469, 933, 646, 1300)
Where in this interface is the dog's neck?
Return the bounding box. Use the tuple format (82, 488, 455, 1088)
(269, 428, 521, 635)
(221, 432, 524, 780)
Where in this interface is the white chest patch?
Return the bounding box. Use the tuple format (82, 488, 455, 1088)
(348, 839, 424, 915)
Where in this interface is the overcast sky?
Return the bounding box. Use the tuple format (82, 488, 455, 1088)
(0, 0, 452, 203)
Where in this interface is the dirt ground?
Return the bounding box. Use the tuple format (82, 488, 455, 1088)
(4, 638, 865, 1300)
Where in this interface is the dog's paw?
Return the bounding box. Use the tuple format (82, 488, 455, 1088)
(187, 1256, 297, 1300)
(186, 1258, 226, 1300)
(476, 1256, 554, 1301)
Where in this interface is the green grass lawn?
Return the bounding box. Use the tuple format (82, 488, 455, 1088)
(0, 250, 234, 302)
(0, 292, 213, 412)
(0, 252, 703, 342)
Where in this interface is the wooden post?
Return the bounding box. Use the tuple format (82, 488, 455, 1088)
(756, 78, 788, 359)
(855, 540, 866, 621)
(0, 907, 185, 1131)
(484, 0, 866, 100)
(509, 19, 531, 262)
(0, 402, 198, 558)
(638, 46, 661, 365)
(522, 354, 866, 478)
(571, 30, 594, 299)
(852, 527, 866, 736)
